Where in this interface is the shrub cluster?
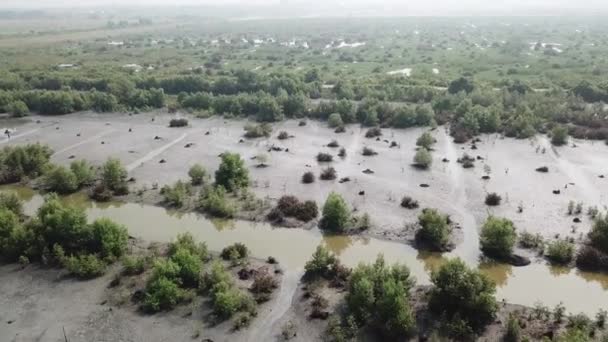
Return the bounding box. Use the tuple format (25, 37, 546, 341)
(365, 127, 382, 138)
(169, 118, 188, 127)
(269, 195, 318, 222)
(142, 233, 208, 312)
(0, 144, 53, 184)
(215, 152, 249, 192)
(480, 216, 517, 260)
(416, 131, 436, 150)
(304, 245, 349, 284)
(0, 194, 128, 279)
(400, 196, 419, 209)
(188, 164, 207, 186)
(484, 192, 502, 206)
(429, 258, 498, 337)
(416, 208, 451, 251)
(301, 171, 315, 184)
(546, 239, 575, 265)
(361, 147, 377, 156)
(220, 243, 249, 261)
(320, 167, 337, 180)
(200, 186, 236, 218)
(319, 192, 350, 232)
(161, 180, 192, 208)
(346, 255, 416, 339)
(200, 261, 257, 320)
(244, 123, 272, 138)
(317, 152, 334, 162)
(413, 148, 432, 169)
(92, 158, 129, 201)
(43, 160, 95, 194)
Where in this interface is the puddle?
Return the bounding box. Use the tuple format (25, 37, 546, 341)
(3, 184, 608, 315)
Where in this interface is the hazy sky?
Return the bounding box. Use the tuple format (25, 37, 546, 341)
(2, 0, 608, 15)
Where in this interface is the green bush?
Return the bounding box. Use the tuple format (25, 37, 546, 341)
(503, 314, 521, 342)
(519, 231, 544, 250)
(244, 123, 272, 138)
(0, 208, 21, 258)
(346, 255, 416, 339)
(327, 113, 344, 128)
(170, 247, 202, 287)
(413, 148, 432, 169)
(64, 254, 107, 279)
(143, 275, 185, 312)
(576, 245, 608, 271)
(215, 153, 249, 192)
(551, 125, 569, 146)
(0, 192, 24, 217)
(8, 100, 29, 117)
(0, 144, 53, 183)
(213, 287, 247, 319)
(304, 245, 340, 280)
(43, 165, 78, 194)
(70, 160, 95, 187)
(546, 239, 575, 265)
(416, 208, 450, 251)
(320, 192, 350, 232)
(100, 158, 128, 195)
(589, 214, 608, 254)
(0, 194, 126, 275)
(160, 180, 192, 207)
(90, 218, 128, 259)
(188, 164, 207, 185)
(168, 233, 208, 261)
(416, 131, 435, 150)
(122, 255, 147, 275)
(429, 258, 498, 333)
(200, 186, 236, 218)
(220, 242, 249, 261)
(480, 216, 517, 259)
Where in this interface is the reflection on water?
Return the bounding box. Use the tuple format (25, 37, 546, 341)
(211, 218, 236, 231)
(549, 264, 571, 277)
(480, 260, 513, 287)
(416, 250, 448, 274)
(2, 184, 608, 315)
(323, 234, 354, 256)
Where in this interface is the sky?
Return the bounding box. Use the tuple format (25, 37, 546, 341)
(2, 0, 608, 15)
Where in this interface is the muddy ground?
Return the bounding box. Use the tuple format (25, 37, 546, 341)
(4, 111, 607, 248)
(2, 111, 608, 341)
(0, 239, 288, 342)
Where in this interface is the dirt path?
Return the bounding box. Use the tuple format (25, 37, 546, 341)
(126, 133, 189, 172)
(247, 270, 301, 342)
(442, 128, 480, 262)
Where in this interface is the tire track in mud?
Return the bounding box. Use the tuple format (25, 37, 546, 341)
(126, 133, 188, 172)
(247, 270, 301, 342)
(52, 129, 115, 156)
(0, 128, 41, 144)
(538, 136, 602, 205)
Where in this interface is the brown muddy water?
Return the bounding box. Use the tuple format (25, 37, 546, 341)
(4, 185, 608, 316)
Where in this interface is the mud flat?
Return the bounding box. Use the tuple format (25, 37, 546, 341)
(2, 112, 608, 340)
